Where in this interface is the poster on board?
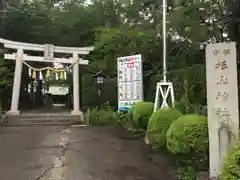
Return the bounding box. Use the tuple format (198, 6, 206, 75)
(117, 54, 143, 111)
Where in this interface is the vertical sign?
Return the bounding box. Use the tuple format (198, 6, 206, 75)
(117, 54, 143, 111)
(44, 44, 54, 60)
(206, 42, 239, 178)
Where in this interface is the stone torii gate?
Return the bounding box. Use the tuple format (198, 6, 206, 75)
(0, 38, 94, 117)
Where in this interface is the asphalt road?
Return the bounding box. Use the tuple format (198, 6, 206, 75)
(0, 125, 175, 180)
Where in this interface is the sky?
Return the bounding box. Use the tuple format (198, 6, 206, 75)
(85, 0, 92, 5)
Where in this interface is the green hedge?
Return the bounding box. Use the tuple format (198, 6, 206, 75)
(166, 114, 208, 179)
(220, 143, 240, 180)
(147, 108, 182, 149)
(132, 102, 154, 130)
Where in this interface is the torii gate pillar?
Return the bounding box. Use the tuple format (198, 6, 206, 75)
(8, 49, 23, 115)
(71, 52, 81, 116)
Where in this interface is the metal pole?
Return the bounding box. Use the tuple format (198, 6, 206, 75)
(162, 0, 167, 82)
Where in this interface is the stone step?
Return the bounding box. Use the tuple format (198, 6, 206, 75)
(4, 122, 75, 127)
(7, 114, 79, 117)
(6, 117, 79, 120)
(5, 118, 76, 122)
(2, 113, 82, 126)
(4, 120, 79, 126)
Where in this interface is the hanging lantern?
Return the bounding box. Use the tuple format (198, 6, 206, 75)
(32, 70, 36, 79)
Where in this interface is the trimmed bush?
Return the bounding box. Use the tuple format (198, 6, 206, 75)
(132, 102, 154, 130)
(220, 143, 240, 180)
(88, 108, 118, 125)
(146, 108, 182, 149)
(166, 114, 208, 180)
(167, 114, 208, 154)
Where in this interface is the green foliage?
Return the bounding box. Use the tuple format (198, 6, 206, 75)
(127, 108, 134, 123)
(220, 143, 240, 180)
(146, 108, 182, 149)
(187, 104, 207, 116)
(126, 107, 135, 127)
(167, 114, 208, 154)
(132, 102, 154, 130)
(116, 111, 127, 126)
(115, 108, 138, 130)
(174, 101, 187, 114)
(174, 102, 207, 116)
(118, 108, 137, 130)
(177, 165, 196, 180)
(88, 108, 118, 126)
(166, 114, 208, 180)
(0, 57, 13, 95)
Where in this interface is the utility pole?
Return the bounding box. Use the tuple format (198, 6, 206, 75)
(153, 0, 175, 111)
(162, 0, 167, 82)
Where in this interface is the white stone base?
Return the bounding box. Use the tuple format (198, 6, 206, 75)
(71, 110, 84, 121)
(144, 135, 150, 145)
(6, 110, 20, 116)
(71, 110, 82, 115)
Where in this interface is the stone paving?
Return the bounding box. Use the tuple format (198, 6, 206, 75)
(0, 125, 175, 180)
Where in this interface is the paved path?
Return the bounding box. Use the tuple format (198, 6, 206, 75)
(0, 126, 175, 180)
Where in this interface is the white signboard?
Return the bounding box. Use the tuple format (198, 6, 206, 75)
(206, 42, 239, 178)
(117, 54, 143, 111)
(48, 86, 69, 95)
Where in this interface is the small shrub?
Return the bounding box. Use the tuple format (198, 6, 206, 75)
(119, 108, 138, 131)
(116, 110, 128, 127)
(132, 102, 154, 130)
(166, 114, 208, 180)
(147, 108, 182, 149)
(115, 107, 137, 130)
(89, 108, 118, 125)
(220, 143, 240, 180)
